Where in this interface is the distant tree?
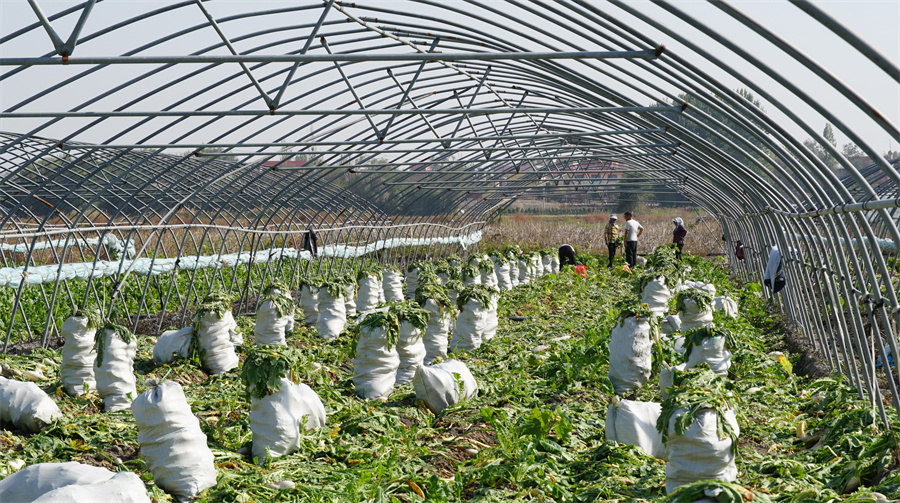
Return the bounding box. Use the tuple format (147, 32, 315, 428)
(841, 142, 869, 170)
(803, 123, 839, 171)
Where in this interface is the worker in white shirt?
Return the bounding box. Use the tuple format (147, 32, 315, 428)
(623, 211, 643, 268)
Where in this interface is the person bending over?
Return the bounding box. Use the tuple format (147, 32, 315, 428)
(558, 244, 577, 267)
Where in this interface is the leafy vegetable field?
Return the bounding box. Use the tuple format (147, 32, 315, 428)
(1, 254, 898, 502)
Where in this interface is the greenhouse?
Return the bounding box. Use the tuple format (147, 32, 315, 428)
(0, 1, 898, 501)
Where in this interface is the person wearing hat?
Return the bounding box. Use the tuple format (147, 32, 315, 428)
(672, 217, 687, 260)
(604, 214, 620, 268)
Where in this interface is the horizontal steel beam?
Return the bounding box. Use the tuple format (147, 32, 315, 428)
(57, 128, 666, 150)
(0, 105, 679, 119)
(269, 152, 675, 170)
(346, 168, 691, 175)
(201, 142, 680, 156)
(0, 49, 660, 66)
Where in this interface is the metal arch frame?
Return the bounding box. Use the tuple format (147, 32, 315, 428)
(1, 0, 898, 421)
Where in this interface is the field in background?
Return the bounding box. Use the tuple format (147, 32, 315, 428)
(481, 207, 724, 257)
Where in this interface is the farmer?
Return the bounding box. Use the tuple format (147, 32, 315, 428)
(672, 217, 687, 260)
(558, 244, 577, 267)
(603, 214, 619, 268)
(623, 211, 643, 268)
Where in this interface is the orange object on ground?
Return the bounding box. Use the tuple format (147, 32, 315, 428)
(574, 265, 587, 278)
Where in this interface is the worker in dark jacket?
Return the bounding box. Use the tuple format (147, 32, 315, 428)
(558, 244, 577, 267)
(672, 217, 687, 260)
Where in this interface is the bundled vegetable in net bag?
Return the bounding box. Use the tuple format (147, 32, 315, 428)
(0, 376, 62, 432)
(478, 259, 498, 289)
(390, 300, 429, 386)
(682, 327, 734, 375)
(461, 263, 482, 287)
(241, 346, 326, 463)
(352, 310, 401, 399)
(517, 257, 530, 285)
(406, 261, 434, 300)
(152, 327, 193, 364)
(657, 365, 739, 494)
(640, 273, 673, 318)
(254, 282, 295, 346)
(677, 289, 714, 332)
(60, 305, 101, 395)
(713, 295, 738, 318)
(550, 253, 560, 274)
(0, 462, 151, 503)
(415, 282, 456, 364)
(28, 472, 150, 503)
(413, 359, 478, 414)
(316, 280, 347, 340)
(299, 278, 321, 326)
(132, 380, 217, 499)
(540, 250, 552, 276)
(94, 322, 138, 411)
(0, 462, 127, 502)
(382, 266, 405, 303)
(191, 291, 240, 374)
(608, 303, 656, 396)
(679, 280, 717, 297)
(342, 274, 358, 317)
(491, 253, 512, 291)
(356, 267, 382, 313)
(661, 314, 682, 336)
(606, 396, 667, 460)
(450, 285, 498, 353)
(531, 252, 543, 277)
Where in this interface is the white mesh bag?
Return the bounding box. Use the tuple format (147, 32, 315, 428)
(0, 376, 62, 432)
(152, 327, 193, 364)
(383, 269, 405, 303)
(412, 360, 478, 414)
(665, 407, 739, 493)
(607, 316, 653, 396)
(713, 296, 739, 318)
(193, 311, 240, 374)
(0, 462, 119, 502)
(30, 472, 151, 503)
(352, 324, 399, 399)
(316, 286, 347, 340)
(344, 282, 357, 317)
(679, 298, 714, 332)
(450, 297, 491, 352)
(60, 315, 97, 395)
(422, 298, 452, 364)
(642, 276, 671, 317)
(395, 320, 425, 386)
(356, 273, 381, 312)
(606, 397, 667, 460)
(254, 288, 295, 346)
(299, 283, 319, 326)
(250, 378, 326, 463)
(132, 381, 217, 500)
(541, 254, 552, 276)
(94, 327, 138, 412)
(494, 260, 512, 291)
